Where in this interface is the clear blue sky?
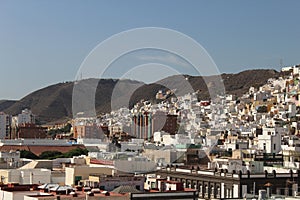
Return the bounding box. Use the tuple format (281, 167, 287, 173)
(0, 0, 299, 100)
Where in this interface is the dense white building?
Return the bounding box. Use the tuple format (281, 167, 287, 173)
(17, 109, 35, 125)
(257, 127, 282, 154)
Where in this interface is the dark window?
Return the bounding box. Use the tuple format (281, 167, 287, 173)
(100, 186, 105, 190)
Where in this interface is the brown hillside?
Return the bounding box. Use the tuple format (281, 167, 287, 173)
(1, 69, 281, 123)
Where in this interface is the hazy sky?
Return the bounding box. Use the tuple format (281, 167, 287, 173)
(0, 0, 300, 100)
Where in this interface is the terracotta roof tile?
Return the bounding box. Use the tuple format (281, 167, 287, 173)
(0, 145, 86, 156)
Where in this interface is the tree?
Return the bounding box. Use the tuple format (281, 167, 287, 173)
(41, 148, 88, 159)
(20, 150, 39, 159)
(39, 151, 63, 159)
(61, 123, 72, 133)
(63, 148, 88, 158)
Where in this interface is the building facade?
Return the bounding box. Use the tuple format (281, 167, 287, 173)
(156, 166, 300, 199)
(132, 111, 178, 140)
(74, 124, 105, 139)
(17, 109, 35, 125)
(0, 112, 11, 139)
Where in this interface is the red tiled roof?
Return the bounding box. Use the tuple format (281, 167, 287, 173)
(0, 145, 86, 156)
(90, 159, 114, 166)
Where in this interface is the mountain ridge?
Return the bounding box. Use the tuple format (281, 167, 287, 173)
(1, 69, 281, 124)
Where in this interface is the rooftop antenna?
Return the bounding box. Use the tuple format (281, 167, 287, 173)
(280, 58, 283, 68)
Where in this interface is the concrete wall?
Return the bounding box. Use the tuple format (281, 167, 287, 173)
(114, 160, 156, 173)
(0, 190, 13, 200)
(143, 149, 177, 164)
(65, 166, 113, 186)
(51, 171, 65, 184)
(3, 169, 51, 184)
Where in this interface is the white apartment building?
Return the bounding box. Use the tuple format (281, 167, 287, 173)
(257, 127, 282, 153)
(223, 137, 249, 151)
(17, 109, 35, 125)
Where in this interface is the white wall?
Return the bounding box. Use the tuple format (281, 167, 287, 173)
(258, 127, 281, 153)
(0, 190, 13, 200)
(51, 173, 65, 184)
(17, 109, 35, 125)
(9, 169, 51, 184)
(65, 166, 113, 186)
(154, 132, 162, 143)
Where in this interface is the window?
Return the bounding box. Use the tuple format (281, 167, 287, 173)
(263, 143, 266, 150)
(274, 143, 276, 151)
(100, 186, 105, 190)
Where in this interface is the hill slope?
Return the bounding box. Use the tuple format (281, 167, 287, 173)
(1, 69, 281, 124)
(0, 100, 17, 111)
